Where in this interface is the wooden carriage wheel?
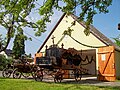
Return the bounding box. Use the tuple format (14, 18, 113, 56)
(21, 65, 34, 79)
(54, 74, 63, 83)
(53, 69, 64, 83)
(30, 65, 40, 79)
(74, 69, 82, 81)
(34, 69, 43, 81)
(22, 72, 31, 78)
(13, 68, 22, 79)
(2, 68, 13, 78)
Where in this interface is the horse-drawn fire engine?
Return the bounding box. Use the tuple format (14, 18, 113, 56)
(2, 43, 90, 82)
(34, 44, 89, 82)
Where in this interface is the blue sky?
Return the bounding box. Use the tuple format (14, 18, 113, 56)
(93, 0, 120, 38)
(1, 0, 120, 57)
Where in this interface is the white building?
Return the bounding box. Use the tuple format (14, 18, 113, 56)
(35, 13, 120, 81)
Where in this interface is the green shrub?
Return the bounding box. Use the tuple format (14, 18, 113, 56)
(0, 54, 13, 70)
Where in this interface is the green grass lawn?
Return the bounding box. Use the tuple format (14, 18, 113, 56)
(0, 77, 120, 90)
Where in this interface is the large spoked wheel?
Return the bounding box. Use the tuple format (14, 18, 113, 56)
(31, 66, 38, 79)
(31, 71, 36, 79)
(13, 68, 21, 79)
(74, 69, 82, 82)
(34, 70, 43, 81)
(54, 74, 63, 83)
(53, 69, 63, 83)
(2, 68, 13, 78)
(22, 72, 31, 79)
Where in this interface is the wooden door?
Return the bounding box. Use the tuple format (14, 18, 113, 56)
(98, 46, 116, 81)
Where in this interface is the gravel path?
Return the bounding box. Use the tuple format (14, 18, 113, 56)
(0, 71, 120, 87)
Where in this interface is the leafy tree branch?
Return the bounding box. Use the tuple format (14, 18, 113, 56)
(0, 0, 112, 52)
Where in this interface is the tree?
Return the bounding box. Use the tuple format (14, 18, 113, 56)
(0, 0, 112, 52)
(114, 24, 120, 47)
(0, 34, 4, 49)
(0, 54, 12, 70)
(0, 0, 45, 52)
(113, 36, 120, 47)
(38, 0, 112, 35)
(12, 30, 25, 59)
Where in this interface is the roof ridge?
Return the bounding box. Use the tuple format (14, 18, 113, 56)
(70, 14, 120, 50)
(37, 13, 120, 53)
(37, 13, 66, 53)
